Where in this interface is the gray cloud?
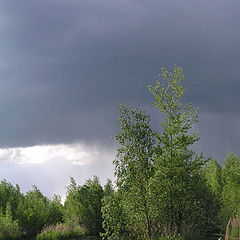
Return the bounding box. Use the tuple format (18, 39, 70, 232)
(0, 0, 239, 163)
(197, 112, 240, 164)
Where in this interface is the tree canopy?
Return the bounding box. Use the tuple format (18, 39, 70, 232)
(101, 66, 222, 240)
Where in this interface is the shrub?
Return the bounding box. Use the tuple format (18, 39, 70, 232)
(36, 223, 86, 240)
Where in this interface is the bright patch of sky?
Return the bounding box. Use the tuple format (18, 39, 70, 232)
(0, 143, 101, 165)
(0, 143, 115, 199)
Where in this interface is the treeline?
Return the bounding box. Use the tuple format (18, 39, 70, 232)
(102, 154, 240, 240)
(0, 176, 106, 240)
(0, 181, 63, 239)
(1, 66, 240, 240)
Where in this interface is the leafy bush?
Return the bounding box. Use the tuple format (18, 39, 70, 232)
(36, 223, 86, 240)
(0, 203, 21, 240)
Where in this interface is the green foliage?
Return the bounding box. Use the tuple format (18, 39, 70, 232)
(48, 195, 64, 225)
(148, 66, 214, 237)
(148, 66, 199, 152)
(18, 186, 51, 237)
(0, 180, 24, 220)
(16, 186, 64, 239)
(101, 187, 129, 240)
(0, 203, 21, 240)
(112, 104, 155, 238)
(63, 177, 79, 225)
(103, 179, 114, 197)
(204, 158, 223, 196)
(0, 180, 65, 239)
(36, 223, 86, 240)
(64, 176, 103, 236)
(221, 153, 240, 223)
(114, 105, 154, 189)
(102, 66, 221, 239)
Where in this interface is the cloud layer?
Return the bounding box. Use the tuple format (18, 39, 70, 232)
(0, 0, 240, 197)
(1, 0, 240, 149)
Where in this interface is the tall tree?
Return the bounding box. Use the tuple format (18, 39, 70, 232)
(101, 180, 129, 240)
(148, 66, 214, 237)
(113, 105, 155, 238)
(148, 66, 199, 159)
(64, 177, 79, 225)
(102, 66, 219, 239)
(203, 158, 223, 232)
(221, 153, 240, 222)
(64, 176, 103, 236)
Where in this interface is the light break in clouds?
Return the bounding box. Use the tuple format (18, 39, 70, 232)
(0, 142, 115, 198)
(0, 142, 112, 165)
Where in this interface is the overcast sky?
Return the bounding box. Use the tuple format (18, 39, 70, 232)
(0, 0, 240, 199)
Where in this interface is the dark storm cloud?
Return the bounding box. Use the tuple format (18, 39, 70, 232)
(192, 112, 240, 164)
(0, 0, 240, 161)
